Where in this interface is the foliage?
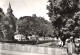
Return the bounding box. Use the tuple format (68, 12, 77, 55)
(0, 7, 17, 40)
(47, 0, 80, 43)
(17, 14, 54, 37)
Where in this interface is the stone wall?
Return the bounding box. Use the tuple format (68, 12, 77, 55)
(0, 42, 67, 55)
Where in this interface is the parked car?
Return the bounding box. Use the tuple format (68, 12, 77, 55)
(27, 35, 39, 44)
(28, 35, 38, 41)
(14, 34, 26, 41)
(38, 37, 45, 41)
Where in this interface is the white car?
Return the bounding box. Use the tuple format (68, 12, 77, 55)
(14, 34, 26, 41)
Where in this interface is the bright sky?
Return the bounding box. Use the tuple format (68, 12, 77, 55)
(0, 0, 50, 21)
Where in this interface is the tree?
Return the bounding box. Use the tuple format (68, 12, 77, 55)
(0, 7, 17, 40)
(47, 0, 80, 45)
(0, 8, 7, 40)
(17, 15, 54, 38)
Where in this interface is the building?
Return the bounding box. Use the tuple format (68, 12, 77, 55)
(5, 2, 17, 33)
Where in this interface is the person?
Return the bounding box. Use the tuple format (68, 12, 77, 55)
(67, 37, 75, 55)
(67, 38, 72, 55)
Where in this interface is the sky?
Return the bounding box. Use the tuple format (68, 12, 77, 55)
(0, 0, 50, 21)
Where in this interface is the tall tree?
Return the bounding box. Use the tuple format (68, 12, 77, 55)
(47, 0, 80, 45)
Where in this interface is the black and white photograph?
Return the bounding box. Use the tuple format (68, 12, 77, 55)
(0, 0, 80, 55)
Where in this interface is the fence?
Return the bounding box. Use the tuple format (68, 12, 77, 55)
(0, 42, 67, 55)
